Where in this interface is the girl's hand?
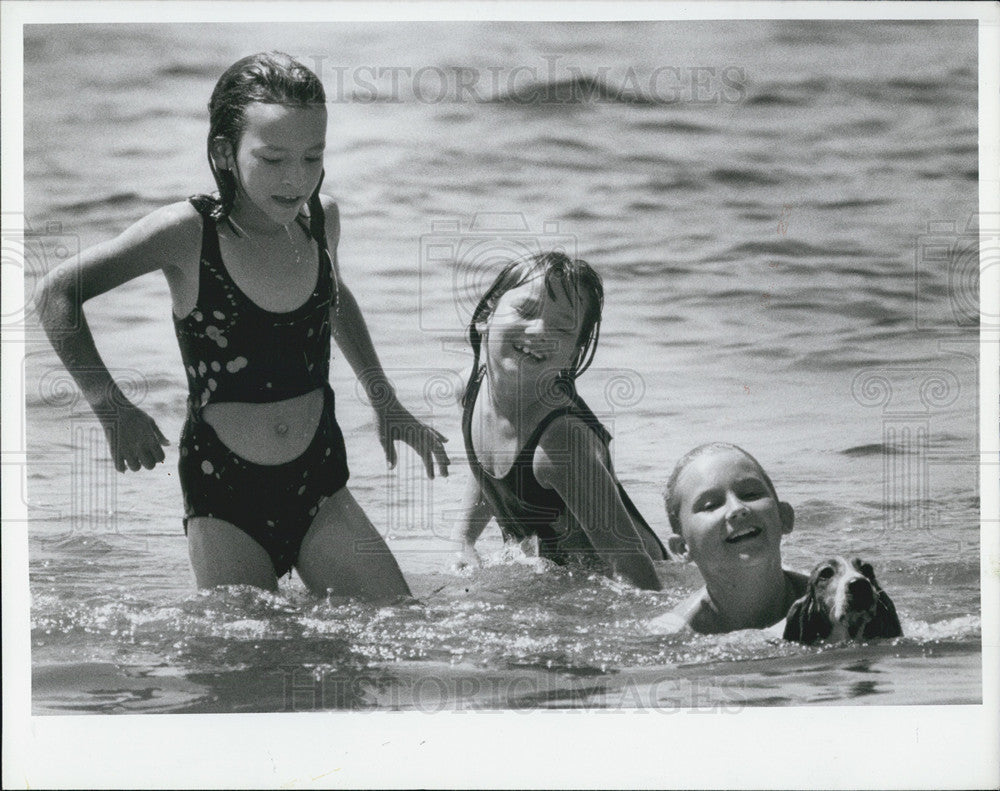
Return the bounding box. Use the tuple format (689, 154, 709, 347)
(375, 398, 450, 479)
(100, 400, 170, 472)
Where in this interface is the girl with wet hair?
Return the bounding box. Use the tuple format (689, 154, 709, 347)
(39, 51, 449, 599)
(454, 252, 667, 590)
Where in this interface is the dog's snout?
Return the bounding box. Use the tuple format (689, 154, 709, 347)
(846, 576, 874, 609)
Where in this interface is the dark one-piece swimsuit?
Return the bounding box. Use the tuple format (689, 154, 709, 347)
(462, 367, 668, 565)
(172, 197, 349, 577)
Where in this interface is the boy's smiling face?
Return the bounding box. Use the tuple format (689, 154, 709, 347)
(670, 447, 793, 574)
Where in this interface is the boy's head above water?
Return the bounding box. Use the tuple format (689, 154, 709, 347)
(663, 443, 794, 572)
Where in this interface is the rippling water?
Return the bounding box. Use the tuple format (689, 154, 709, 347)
(21, 20, 981, 712)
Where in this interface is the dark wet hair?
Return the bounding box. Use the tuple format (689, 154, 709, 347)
(663, 443, 780, 534)
(192, 51, 327, 242)
(462, 251, 603, 408)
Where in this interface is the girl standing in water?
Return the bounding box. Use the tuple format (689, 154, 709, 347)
(454, 252, 667, 590)
(39, 52, 449, 598)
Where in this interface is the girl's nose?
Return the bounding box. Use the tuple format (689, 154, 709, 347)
(725, 494, 751, 522)
(283, 161, 307, 188)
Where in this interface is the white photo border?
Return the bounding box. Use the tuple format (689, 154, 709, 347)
(3, 1, 998, 788)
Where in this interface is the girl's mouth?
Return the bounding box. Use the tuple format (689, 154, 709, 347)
(725, 526, 762, 544)
(272, 195, 304, 208)
(513, 343, 545, 362)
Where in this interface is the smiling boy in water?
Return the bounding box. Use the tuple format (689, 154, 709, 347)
(650, 443, 807, 634)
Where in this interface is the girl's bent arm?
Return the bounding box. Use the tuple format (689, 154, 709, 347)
(36, 201, 200, 470)
(535, 418, 662, 591)
(320, 197, 449, 478)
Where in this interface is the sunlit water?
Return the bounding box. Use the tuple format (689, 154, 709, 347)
(22, 21, 980, 712)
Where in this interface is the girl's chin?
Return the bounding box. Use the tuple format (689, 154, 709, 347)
(234, 202, 299, 232)
(267, 205, 305, 224)
(502, 364, 563, 389)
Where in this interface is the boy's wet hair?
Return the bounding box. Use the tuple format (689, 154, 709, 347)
(663, 443, 780, 534)
(194, 51, 327, 243)
(463, 251, 604, 408)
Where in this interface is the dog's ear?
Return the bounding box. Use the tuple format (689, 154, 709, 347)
(865, 588, 904, 639)
(853, 558, 877, 583)
(783, 595, 807, 641)
(854, 559, 903, 639)
(784, 591, 827, 645)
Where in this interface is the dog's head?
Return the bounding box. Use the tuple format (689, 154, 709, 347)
(783, 557, 903, 645)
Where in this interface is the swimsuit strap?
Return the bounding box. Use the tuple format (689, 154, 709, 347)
(463, 366, 612, 476)
(462, 366, 669, 560)
(461, 367, 489, 477)
(515, 390, 612, 467)
(185, 196, 336, 316)
(175, 196, 335, 409)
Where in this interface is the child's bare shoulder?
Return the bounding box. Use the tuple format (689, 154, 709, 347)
(533, 411, 606, 486)
(317, 194, 341, 231)
(97, 201, 202, 276)
(134, 200, 202, 238)
(536, 411, 604, 456)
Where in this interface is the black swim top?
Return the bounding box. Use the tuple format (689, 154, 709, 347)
(462, 367, 668, 562)
(173, 197, 336, 412)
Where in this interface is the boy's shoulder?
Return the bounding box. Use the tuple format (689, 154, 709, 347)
(682, 588, 726, 633)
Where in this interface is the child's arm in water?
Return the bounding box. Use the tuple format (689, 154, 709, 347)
(535, 416, 662, 591)
(319, 197, 449, 478)
(452, 476, 492, 570)
(648, 587, 712, 634)
(36, 202, 198, 472)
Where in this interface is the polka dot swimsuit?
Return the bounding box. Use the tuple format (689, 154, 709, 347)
(174, 198, 349, 576)
(173, 201, 334, 408)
